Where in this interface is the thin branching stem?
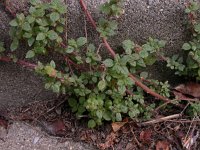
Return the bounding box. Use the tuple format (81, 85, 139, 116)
(79, 0, 170, 102)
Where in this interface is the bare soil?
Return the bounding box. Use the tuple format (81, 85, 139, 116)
(0, 97, 198, 150)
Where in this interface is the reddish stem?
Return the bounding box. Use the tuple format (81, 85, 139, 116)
(79, 0, 97, 29)
(102, 38, 116, 57)
(0, 56, 37, 69)
(128, 74, 169, 102)
(79, 0, 116, 57)
(79, 0, 170, 102)
(4, 0, 16, 17)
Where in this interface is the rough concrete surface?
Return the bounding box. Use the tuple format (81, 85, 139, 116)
(0, 0, 197, 108)
(0, 63, 56, 111)
(0, 122, 95, 150)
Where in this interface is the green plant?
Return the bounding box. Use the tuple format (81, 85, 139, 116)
(165, 1, 200, 115)
(9, 0, 67, 58)
(99, 0, 124, 17)
(50, 0, 173, 127)
(34, 35, 167, 127)
(1, 0, 199, 128)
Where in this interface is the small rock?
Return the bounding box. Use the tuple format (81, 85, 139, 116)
(33, 136, 40, 144)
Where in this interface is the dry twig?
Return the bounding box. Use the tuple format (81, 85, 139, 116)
(138, 114, 182, 126)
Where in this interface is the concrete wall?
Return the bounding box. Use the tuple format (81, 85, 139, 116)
(0, 0, 195, 110)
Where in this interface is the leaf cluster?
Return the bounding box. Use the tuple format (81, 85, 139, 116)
(9, 0, 67, 58)
(99, 0, 124, 17)
(165, 1, 200, 116)
(4, 0, 200, 128)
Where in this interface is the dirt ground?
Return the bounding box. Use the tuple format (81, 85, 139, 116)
(0, 97, 198, 150)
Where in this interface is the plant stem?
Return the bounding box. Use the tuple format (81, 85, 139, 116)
(3, 0, 16, 17)
(79, 0, 170, 102)
(0, 56, 37, 69)
(128, 74, 169, 102)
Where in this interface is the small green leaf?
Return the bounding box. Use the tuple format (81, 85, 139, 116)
(92, 77, 98, 83)
(47, 30, 58, 40)
(36, 33, 45, 41)
(103, 59, 114, 67)
(103, 111, 112, 121)
(52, 82, 61, 93)
(45, 66, 56, 76)
(36, 18, 48, 26)
(194, 24, 200, 33)
(98, 80, 106, 91)
(27, 16, 35, 24)
(77, 106, 86, 114)
(116, 113, 122, 121)
(16, 13, 25, 21)
(10, 39, 19, 51)
(185, 8, 191, 13)
(22, 22, 31, 31)
(68, 39, 77, 48)
(50, 60, 56, 68)
(144, 55, 157, 65)
(118, 85, 126, 95)
(34, 46, 46, 54)
(182, 43, 191, 51)
(122, 40, 134, 55)
(68, 98, 77, 107)
(30, 0, 41, 5)
(26, 50, 35, 58)
(65, 46, 74, 53)
(28, 37, 35, 46)
(56, 26, 64, 33)
(50, 12, 60, 22)
(77, 37, 87, 47)
(45, 83, 51, 89)
(140, 72, 148, 79)
(86, 57, 92, 63)
(142, 44, 153, 52)
(9, 19, 18, 27)
(29, 6, 36, 14)
(139, 50, 148, 58)
(158, 40, 166, 48)
(96, 110, 103, 119)
(23, 32, 32, 38)
(88, 119, 96, 128)
(129, 109, 140, 118)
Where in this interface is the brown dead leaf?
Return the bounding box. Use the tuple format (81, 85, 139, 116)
(112, 122, 127, 132)
(139, 130, 152, 144)
(40, 119, 66, 136)
(174, 82, 200, 98)
(156, 140, 170, 150)
(98, 132, 117, 150)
